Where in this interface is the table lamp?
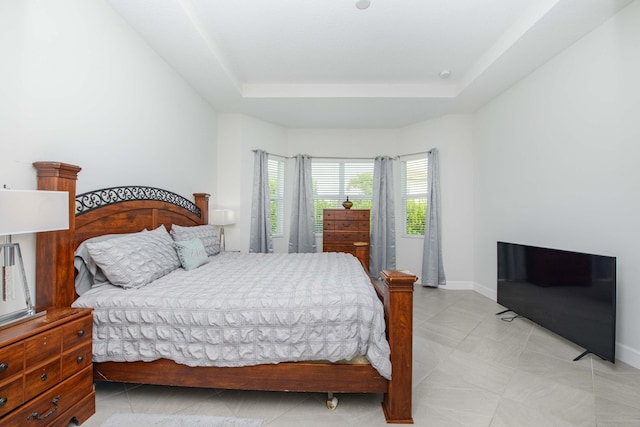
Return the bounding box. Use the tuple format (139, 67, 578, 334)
(0, 189, 69, 326)
(210, 209, 235, 252)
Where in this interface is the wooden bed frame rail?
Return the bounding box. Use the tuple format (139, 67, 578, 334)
(33, 161, 417, 424)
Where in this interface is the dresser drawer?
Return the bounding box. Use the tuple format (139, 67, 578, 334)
(25, 329, 62, 367)
(323, 220, 335, 230)
(0, 375, 24, 417)
(324, 209, 369, 222)
(1, 367, 93, 427)
(24, 358, 61, 401)
(61, 342, 92, 379)
(0, 342, 24, 382)
(323, 210, 339, 220)
(333, 231, 358, 241)
(352, 210, 369, 220)
(356, 231, 369, 241)
(323, 231, 369, 245)
(336, 221, 356, 230)
(323, 244, 356, 254)
(62, 316, 92, 350)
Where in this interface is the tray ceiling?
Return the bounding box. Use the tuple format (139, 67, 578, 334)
(106, 0, 633, 127)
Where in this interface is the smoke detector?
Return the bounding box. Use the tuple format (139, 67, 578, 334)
(439, 70, 451, 79)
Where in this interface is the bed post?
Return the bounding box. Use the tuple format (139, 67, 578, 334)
(380, 269, 417, 424)
(33, 162, 81, 311)
(193, 193, 210, 224)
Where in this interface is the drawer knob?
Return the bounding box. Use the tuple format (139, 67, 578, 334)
(77, 355, 84, 364)
(28, 395, 60, 421)
(41, 373, 48, 382)
(0, 397, 7, 407)
(77, 329, 86, 337)
(0, 362, 7, 372)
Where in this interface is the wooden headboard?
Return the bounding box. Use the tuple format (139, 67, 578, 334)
(33, 162, 210, 311)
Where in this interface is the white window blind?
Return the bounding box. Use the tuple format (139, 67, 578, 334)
(312, 161, 374, 233)
(268, 158, 284, 236)
(401, 157, 428, 236)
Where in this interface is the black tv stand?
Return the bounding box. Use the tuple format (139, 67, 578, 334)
(573, 350, 608, 362)
(495, 309, 520, 322)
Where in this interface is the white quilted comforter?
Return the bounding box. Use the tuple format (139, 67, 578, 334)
(72, 252, 391, 379)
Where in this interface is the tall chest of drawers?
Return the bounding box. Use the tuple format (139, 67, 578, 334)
(322, 209, 370, 272)
(0, 308, 95, 427)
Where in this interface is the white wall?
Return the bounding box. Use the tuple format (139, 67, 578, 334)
(473, 1, 640, 366)
(216, 114, 288, 252)
(0, 0, 218, 309)
(400, 115, 475, 286)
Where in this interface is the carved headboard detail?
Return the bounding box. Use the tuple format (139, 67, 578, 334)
(33, 161, 210, 310)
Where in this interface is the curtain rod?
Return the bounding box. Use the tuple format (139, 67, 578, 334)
(252, 149, 433, 160)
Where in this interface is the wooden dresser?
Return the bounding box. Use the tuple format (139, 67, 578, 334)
(0, 308, 95, 427)
(322, 209, 370, 271)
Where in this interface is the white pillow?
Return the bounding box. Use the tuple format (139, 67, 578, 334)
(170, 224, 220, 256)
(74, 230, 149, 295)
(86, 225, 180, 289)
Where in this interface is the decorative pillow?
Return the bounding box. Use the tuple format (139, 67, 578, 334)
(170, 224, 220, 256)
(86, 225, 180, 289)
(74, 230, 148, 295)
(174, 238, 209, 271)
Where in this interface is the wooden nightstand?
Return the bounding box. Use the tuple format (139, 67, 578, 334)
(0, 308, 95, 426)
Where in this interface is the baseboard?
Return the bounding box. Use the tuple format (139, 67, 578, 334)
(616, 342, 640, 369)
(472, 281, 497, 301)
(441, 281, 474, 290)
(425, 281, 497, 301)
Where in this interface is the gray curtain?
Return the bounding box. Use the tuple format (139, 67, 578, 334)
(249, 150, 273, 253)
(370, 156, 396, 277)
(289, 154, 316, 253)
(422, 148, 446, 286)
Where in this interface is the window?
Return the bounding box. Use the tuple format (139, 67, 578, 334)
(312, 161, 374, 233)
(401, 157, 428, 236)
(268, 158, 285, 236)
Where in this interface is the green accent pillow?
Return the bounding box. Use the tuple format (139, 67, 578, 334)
(174, 238, 209, 271)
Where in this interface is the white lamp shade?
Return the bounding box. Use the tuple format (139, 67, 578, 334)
(210, 209, 235, 226)
(0, 189, 69, 235)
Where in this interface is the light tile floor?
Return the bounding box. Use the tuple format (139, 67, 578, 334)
(75, 287, 640, 426)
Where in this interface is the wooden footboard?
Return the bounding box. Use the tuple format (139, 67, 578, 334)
(379, 270, 416, 424)
(33, 161, 417, 424)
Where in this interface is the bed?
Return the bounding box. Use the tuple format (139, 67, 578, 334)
(33, 161, 417, 424)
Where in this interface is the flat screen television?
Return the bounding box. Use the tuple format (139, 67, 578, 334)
(497, 241, 616, 362)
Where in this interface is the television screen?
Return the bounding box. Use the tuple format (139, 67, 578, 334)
(497, 242, 616, 362)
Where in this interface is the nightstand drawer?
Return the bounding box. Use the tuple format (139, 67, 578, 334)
(0, 308, 95, 426)
(2, 367, 93, 427)
(25, 329, 62, 367)
(62, 316, 92, 350)
(0, 376, 24, 417)
(61, 342, 92, 379)
(24, 358, 61, 401)
(0, 342, 24, 381)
